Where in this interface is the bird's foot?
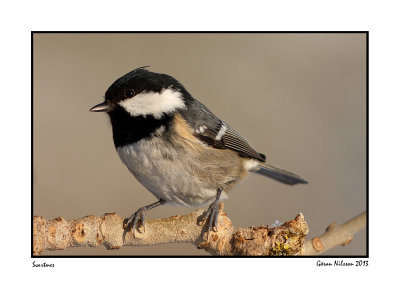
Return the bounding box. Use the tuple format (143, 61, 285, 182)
(198, 188, 223, 237)
(123, 199, 166, 238)
(123, 207, 148, 237)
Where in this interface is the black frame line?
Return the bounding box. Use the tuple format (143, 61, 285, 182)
(31, 31, 369, 258)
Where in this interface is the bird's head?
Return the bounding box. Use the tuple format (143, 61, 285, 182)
(90, 67, 189, 119)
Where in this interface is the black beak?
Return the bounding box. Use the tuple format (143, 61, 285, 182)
(89, 101, 110, 112)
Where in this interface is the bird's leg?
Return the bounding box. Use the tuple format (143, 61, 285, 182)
(123, 199, 166, 237)
(199, 188, 223, 235)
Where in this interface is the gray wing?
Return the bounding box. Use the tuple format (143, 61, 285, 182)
(180, 99, 266, 162)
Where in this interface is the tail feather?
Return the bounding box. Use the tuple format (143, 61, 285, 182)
(254, 163, 308, 185)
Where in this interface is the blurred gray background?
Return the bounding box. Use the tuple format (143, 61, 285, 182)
(33, 33, 366, 256)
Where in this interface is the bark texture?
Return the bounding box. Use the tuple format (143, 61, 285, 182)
(33, 204, 309, 256)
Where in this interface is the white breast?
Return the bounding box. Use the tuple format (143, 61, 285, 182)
(116, 138, 227, 207)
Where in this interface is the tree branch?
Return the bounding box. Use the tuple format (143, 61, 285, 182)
(301, 211, 366, 255)
(33, 206, 366, 256)
(33, 204, 309, 256)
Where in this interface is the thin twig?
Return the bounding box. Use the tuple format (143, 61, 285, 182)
(301, 211, 366, 255)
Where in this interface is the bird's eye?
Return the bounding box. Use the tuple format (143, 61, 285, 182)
(125, 89, 135, 97)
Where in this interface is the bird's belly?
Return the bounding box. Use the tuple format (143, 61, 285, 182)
(116, 140, 236, 206)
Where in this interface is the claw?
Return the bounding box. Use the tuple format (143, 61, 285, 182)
(199, 188, 223, 238)
(123, 199, 165, 238)
(124, 207, 147, 238)
(141, 213, 147, 233)
(207, 204, 218, 232)
(199, 206, 212, 226)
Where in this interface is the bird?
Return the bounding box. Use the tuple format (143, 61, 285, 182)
(90, 66, 307, 237)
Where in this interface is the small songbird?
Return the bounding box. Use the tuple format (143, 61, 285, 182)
(90, 66, 307, 236)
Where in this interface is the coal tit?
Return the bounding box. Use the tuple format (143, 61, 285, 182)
(90, 66, 307, 236)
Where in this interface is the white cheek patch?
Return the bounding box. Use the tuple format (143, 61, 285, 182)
(119, 88, 186, 119)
